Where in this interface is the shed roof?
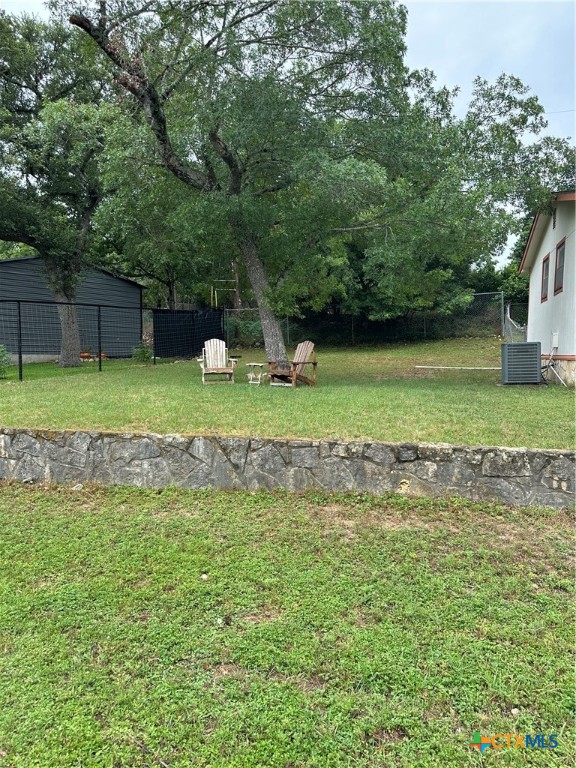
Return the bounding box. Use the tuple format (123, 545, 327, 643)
(0, 255, 143, 289)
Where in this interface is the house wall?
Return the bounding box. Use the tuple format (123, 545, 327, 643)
(526, 202, 575, 384)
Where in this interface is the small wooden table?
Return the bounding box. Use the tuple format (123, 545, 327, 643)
(246, 362, 265, 385)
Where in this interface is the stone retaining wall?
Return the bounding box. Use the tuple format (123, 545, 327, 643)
(0, 428, 573, 509)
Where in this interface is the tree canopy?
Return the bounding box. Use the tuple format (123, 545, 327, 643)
(0, 2, 573, 359)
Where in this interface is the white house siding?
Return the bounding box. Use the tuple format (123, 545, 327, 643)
(524, 199, 575, 385)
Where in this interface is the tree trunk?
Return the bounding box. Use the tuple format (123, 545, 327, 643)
(167, 280, 176, 310)
(53, 289, 82, 367)
(240, 236, 288, 365)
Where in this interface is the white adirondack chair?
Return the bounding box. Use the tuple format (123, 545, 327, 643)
(198, 338, 236, 384)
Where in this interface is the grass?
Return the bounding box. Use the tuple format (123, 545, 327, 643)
(0, 483, 573, 767)
(0, 338, 574, 449)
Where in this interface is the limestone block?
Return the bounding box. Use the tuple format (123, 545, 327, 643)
(351, 459, 394, 493)
(44, 460, 85, 484)
(395, 445, 418, 462)
(389, 470, 439, 497)
(0, 434, 10, 459)
(0, 457, 16, 478)
(163, 434, 191, 451)
(319, 442, 335, 459)
(108, 438, 161, 464)
(453, 447, 483, 466)
(249, 444, 286, 473)
(473, 477, 528, 505)
(541, 457, 575, 494)
(363, 444, 395, 467)
(527, 451, 550, 474)
(290, 446, 320, 468)
(219, 438, 249, 471)
(311, 457, 356, 491)
(11, 432, 41, 457)
(527, 488, 575, 509)
(411, 460, 438, 482)
(418, 443, 454, 462)
(244, 465, 283, 491)
(13, 452, 44, 482)
(43, 443, 88, 469)
(284, 467, 319, 491)
(160, 445, 199, 483)
(65, 431, 92, 455)
(481, 449, 531, 477)
(436, 462, 476, 487)
(112, 456, 172, 487)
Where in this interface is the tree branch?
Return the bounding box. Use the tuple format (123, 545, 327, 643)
(209, 129, 242, 194)
(69, 12, 213, 192)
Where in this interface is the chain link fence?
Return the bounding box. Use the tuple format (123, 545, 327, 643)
(503, 304, 528, 343)
(225, 293, 509, 348)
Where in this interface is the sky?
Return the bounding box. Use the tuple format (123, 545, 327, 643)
(403, 0, 575, 141)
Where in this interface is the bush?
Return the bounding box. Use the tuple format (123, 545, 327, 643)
(226, 315, 265, 347)
(132, 341, 153, 364)
(0, 345, 12, 379)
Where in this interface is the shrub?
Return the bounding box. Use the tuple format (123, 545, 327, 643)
(226, 316, 264, 347)
(0, 345, 12, 379)
(132, 341, 153, 364)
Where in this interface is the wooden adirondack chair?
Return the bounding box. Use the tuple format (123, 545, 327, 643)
(198, 338, 236, 383)
(268, 340, 317, 387)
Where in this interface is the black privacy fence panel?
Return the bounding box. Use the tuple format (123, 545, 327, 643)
(152, 308, 223, 359)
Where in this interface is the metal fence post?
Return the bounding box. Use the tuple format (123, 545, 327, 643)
(17, 300, 23, 381)
(97, 305, 102, 372)
(500, 291, 505, 337)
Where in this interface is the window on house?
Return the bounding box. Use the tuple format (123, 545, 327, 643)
(541, 254, 549, 301)
(554, 240, 565, 294)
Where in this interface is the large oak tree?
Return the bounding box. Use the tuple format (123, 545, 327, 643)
(66, 0, 410, 363)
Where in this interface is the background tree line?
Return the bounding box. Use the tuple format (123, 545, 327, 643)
(0, 2, 573, 364)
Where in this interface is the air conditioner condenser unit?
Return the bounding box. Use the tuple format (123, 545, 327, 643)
(501, 342, 542, 384)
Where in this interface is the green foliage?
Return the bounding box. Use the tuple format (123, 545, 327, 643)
(0, 14, 110, 297)
(1, 5, 574, 338)
(0, 483, 573, 767)
(131, 341, 153, 364)
(0, 241, 36, 260)
(0, 344, 11, 378)
(499, 266, 529, 304)
(226, 315, 265, 348)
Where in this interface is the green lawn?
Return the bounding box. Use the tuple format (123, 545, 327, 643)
(0, 338, 574, 449)
(0, 484, 573, 768)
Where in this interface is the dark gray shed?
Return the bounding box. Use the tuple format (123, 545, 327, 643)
(0, 257, 143, 358)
